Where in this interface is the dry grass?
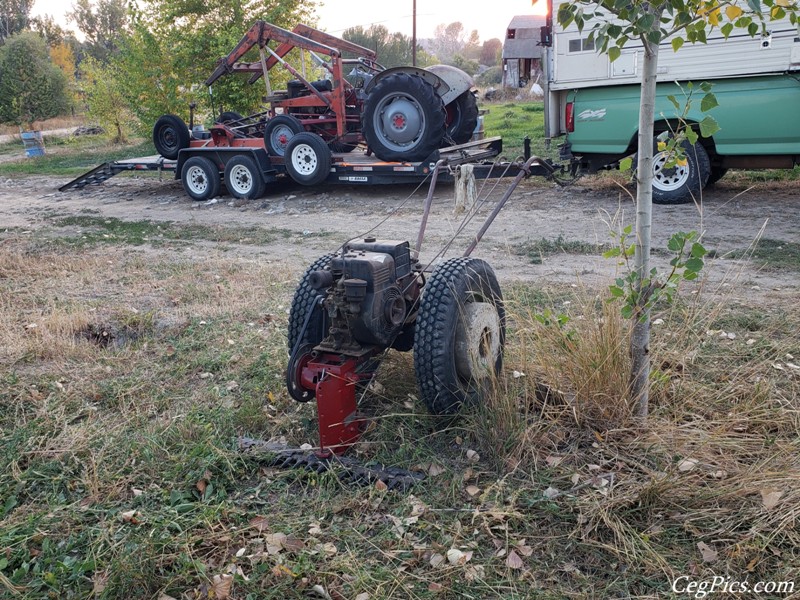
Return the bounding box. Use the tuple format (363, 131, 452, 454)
(1, 227, 798, 599)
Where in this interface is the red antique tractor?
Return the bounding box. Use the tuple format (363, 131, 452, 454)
(152, 20, 479, 170)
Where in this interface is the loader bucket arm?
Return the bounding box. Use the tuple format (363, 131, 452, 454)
(205, 20, 341, 86)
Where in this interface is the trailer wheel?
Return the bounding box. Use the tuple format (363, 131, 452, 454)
(287, 254, 333, 402)
(224, 155, 265, 199)
(181, 156, 220, 201)
(285, 133, 331, 186)
(153, 114, 190, 160)
(650, 137, 711, 205)
(413, 257, 505, 416)
(362, 73, 446, 162)
(445, 91, 479, 145)
(264, 114, 304, 157)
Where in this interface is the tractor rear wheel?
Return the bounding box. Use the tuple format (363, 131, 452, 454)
(287, 254, 333, 402)
(413, 257, 505, 416)
(153, 114, 190, 160)
(444, 91, 479, 146)
(264, 114, 304, 157)
(362, 73, 446, 162)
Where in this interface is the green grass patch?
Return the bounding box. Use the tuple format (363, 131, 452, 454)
(482, 101, 553, 161)
(513, 234, 604, 264)
(0, 137, 156, 177)
(727, 238, 800, 271)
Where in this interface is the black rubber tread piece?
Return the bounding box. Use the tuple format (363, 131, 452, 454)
(288, 254, 333, 361)
(707, 166, 728, 186)
(180, 156, 220, 202)
(153, 114, 190, 160)
(224, 155, 266, 199)
(413, 257, 505, 416)
(215, 111, 244, 124)
(264, 114, 304, 157)
(445, 91, 479, 145)
(284, 132, 332, 186)
(648, 137, 711, 205)
(362, 73, 446, 162)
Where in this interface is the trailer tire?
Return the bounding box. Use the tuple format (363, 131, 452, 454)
(362, 73, 446, 162)
(649, 137, 711, 205)
(153, 114, 190, 160)
(445, 91, 479, 145)
(181, 156, 220, 201)
(413, 257, 505, 416)
(224, 155, 265, 199)
(264, 114, 304, 157)
(287, 254, 333, 402)
(285, 133, 331, 186)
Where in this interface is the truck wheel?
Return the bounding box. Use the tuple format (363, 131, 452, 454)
(445, 91, 479, 145)
(285, 133, 331, 186)
(362, 73, 446, 162)
(413, 257, 505, 416)
(287, 254, 333, 402)
(153, 114, 190, 160)
(264, 114, 304, 157)
(181, 156, 220, 201)
(707, 167, 728, 186)
(224, 155, 265, 199)
(650, 137, 711, 205)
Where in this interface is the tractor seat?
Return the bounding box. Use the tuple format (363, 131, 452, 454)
(287, 79, 333, 98)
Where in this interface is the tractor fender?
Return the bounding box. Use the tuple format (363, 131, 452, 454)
(365, 66, 455, 105)
(423, 64, 474, 105)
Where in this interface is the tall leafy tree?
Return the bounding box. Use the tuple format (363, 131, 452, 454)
(81, 56, 131, 142)
(0, 0, 33, 43)
(68, 0, 128, 61)
(556, 0, 799, 417)
(0, 31, 69, 127)
(116, 0, 315, 131)
(342, 24, 435, 67)
(480, 38, 502, 66)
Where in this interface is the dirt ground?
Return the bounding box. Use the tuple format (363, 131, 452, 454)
(1, 171, 797, 299)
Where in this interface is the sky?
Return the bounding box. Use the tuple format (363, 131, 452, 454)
(30, 0, 548, 42)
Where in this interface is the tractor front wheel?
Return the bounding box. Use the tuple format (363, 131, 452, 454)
(413, 257, 505, 416)
(264, 114, 304, 157)
(362, 73, 446, 162)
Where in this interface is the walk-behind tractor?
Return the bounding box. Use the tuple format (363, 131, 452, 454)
(149, 20, 480, 201)
(239, 157, 556, 489)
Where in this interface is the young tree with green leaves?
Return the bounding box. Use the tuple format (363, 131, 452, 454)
(0, 31, 69, 128)
(80, 56, 131, 142)
(556, 0, 798, 418)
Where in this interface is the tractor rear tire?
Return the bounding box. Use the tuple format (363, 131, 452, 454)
(362, 73, 446, 162)
(153, 114, 190, 160)
(264, 114, 304, 157)
(224, 155, 265, 200)
(180, 156, 220, 201)
(287, 254, 333, 402)
(413, 257, 505, 416)
(445, 91, 479, 146)
(285, 133, 332, 186)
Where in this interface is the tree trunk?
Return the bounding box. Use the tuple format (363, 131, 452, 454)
(630, 35, 660, 420)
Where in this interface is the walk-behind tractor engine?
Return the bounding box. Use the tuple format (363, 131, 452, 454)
(286, 238, 505, 458)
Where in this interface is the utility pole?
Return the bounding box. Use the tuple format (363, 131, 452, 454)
(412, 0, 417, 66)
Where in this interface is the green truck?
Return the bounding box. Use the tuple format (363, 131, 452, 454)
(540, 0, 800, 203)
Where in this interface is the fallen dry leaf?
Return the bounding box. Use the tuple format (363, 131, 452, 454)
(542, 487, 560, 499)
(308, 522, 323, 536)
(506, 550, 524, 570)
(354, 594, 370, 600)
(428, 582, 444, 592)
(465, 449, 480, 463)
(281, 536, 305, 552)
(545, 455, 563, 467)
(120, 510, 140, 525)
(697, 542, 718, 563)
(427, 463, 446, 477)
(249, 515, 269, 532)
(761, 489, 783, 510)
(465, 485, 480, 497)
(271, 564, 296, 578)
(429, 553, 445, 568)
(446, 548, 470, 565)
(212, 574, 233, 599)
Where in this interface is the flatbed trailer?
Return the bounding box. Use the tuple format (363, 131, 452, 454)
(59, 136, 551, 195)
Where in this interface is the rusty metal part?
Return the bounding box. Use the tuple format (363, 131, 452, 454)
(239, 438, 426, 490)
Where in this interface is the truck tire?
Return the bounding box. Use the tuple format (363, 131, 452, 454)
(362, 73, 446, 162)
(707, 166, 728, 186)
(181, 156, 220, 201)
(224, 155, 265, 199)
(650, 137, 711, 205)
(287, 254, 333, 402)
(285, 133, 332, 186)
(445, 91, 479, 145)
(153, 114, 190, 160)
(413, 257, 505, 416)
(264, 114, 304, 157)
(215, 111, 244, 124)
